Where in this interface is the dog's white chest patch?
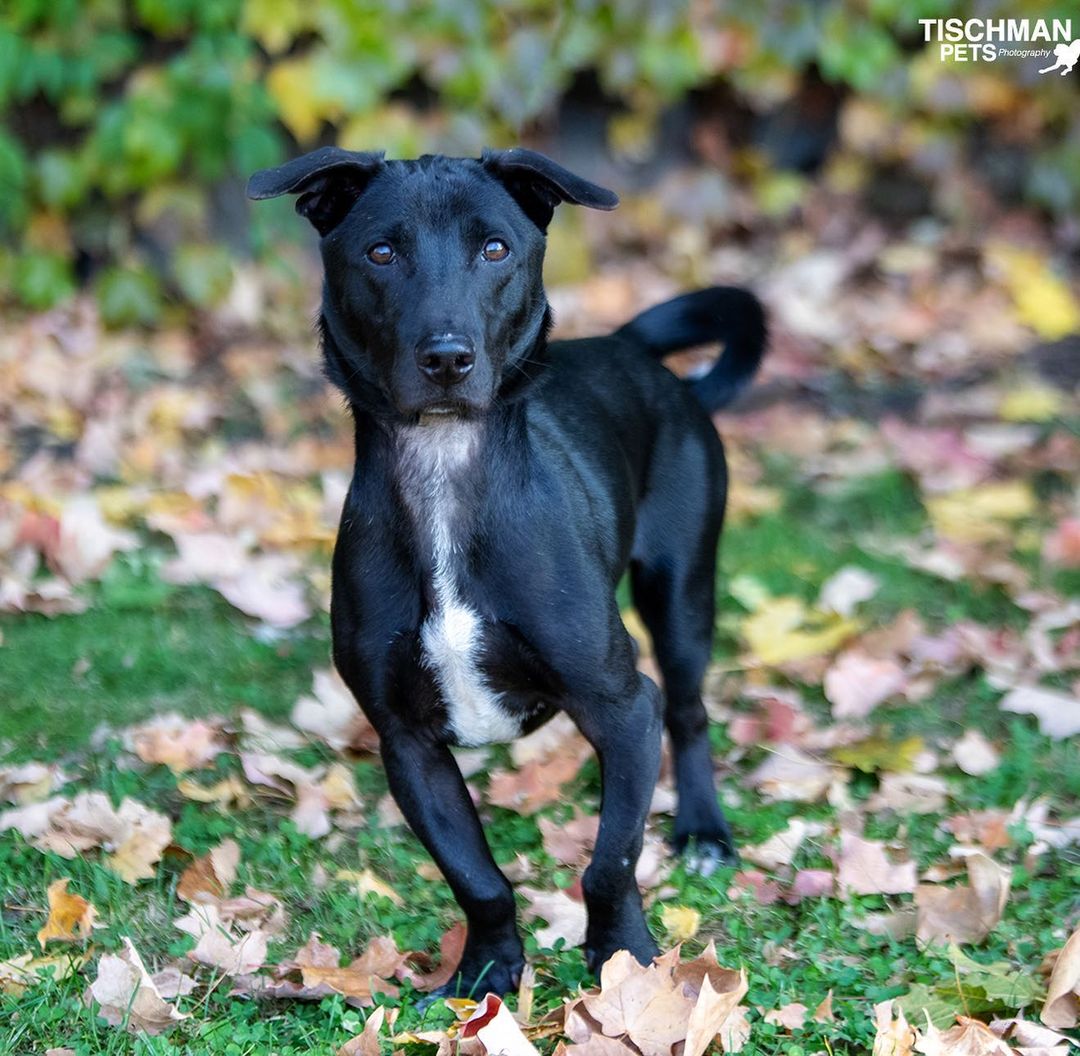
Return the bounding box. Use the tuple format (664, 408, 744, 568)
(396, 421, 523, 747)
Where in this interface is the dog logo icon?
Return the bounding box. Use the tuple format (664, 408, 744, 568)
(1040, 38, 1080, 74)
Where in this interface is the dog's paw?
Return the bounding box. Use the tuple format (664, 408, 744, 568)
(415, 958, 524, 1011)
(585, 922, 660, 975)
(674, 833, 739, 877)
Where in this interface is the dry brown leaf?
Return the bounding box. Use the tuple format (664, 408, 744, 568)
(487, 752, 588, 815)
(36, 878, 98, 949)
(539, 812, 599, 865)
(813, 991, 835, 1022)
(16, 792, 172, 884)
(1041, 922, 1080, 1028)
(999, 686, 1080, 739)
(818, 566, 881, 616)
(521, 887, 587, 949)
(176, 775, 252, 809)
(292, 667, 379, 752)
(0, 761, 68, 805)
(87, 937, 188, 1035)
(866, 773, 949, 815)
(824, 649, 906, 719)
(411, 922, 467, 992)
(126, 713, 227, 772)
(338, 1004, 387, 1056)
(914, 1015, 1014, 1055)
(585, 950, 696, 1056)
(459, 993, 540, 1056)
(837, 831, 917, 896)
(951, 730, 1001, 776)
(174, 904, 269, 976)
(177, 839, 240, 903)
(915, 852, 1011, 946)
(873, 1000, 917, 1056)
(746, 748, 835, 803)
(335, 868, 404, 905)
(740, 818, 820, 870)
(764, 1003, 808, 1030)
(1, 950, 87, 996)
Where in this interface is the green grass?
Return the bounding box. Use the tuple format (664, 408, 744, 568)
(2, 469, 1078, 1054)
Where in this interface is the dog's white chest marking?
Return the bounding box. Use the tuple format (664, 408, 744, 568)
(396, 420, 523, 746)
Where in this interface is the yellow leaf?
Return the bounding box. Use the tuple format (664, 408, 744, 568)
(335, 868, 404, 905)
(989, 245, 1080, 340)
(621, 608, 653, 658)
(241, 0, 310, 55)
(0, 951, 88, 996)
(999, 383, 1065, 423)
(36, 879, 97, 950)
(660, 904, 701, 942)
(267, 57, 330, 143)
(741, 597, 859, 666)
(177, 774, 252, 809)
(925, 481, 1036, 544)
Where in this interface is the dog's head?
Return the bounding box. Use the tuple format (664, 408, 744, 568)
(248, 148, 617, 421)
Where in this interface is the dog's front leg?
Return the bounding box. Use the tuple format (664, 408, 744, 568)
(570, 672, 664, 972)
(380, 731, 524, 998)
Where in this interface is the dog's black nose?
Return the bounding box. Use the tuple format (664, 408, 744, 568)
(416, 334, 475, 387)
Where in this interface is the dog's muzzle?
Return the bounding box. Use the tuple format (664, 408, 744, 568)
(415, 334, 475, 388)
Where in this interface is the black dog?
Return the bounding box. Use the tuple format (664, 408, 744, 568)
(248, 147, 766, 996)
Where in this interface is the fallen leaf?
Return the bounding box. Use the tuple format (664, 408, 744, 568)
(338, 1004, 387, 1056)
(837, 831, 917, 897)
(764, 1003, 807, 1030)
(1041, 922, 1080, 1028)
(866, 773, 949, 815)
(818, 566, 881, 616)
(37, 878, 98, 949)
(411, 922, 466, 992)
(125, 713, 227, 772)
(460, 993, 539, 1056)
(746, 748, 835, 802)
(175, 904, 269, 976)
(915, 853, 1011, 946)
(741, 596, 858, 666)
(177, 839, 241, 903)
(487, 752, 588, 815)
(539, 812, 600, 865)
(292, 667, 378, 752)
(87, 937, 188, 1034)
(925, 482, 1036, 545)
(521, 887, 587, 949)
(999, 685, 1080, 739)
(824, 649, 907, 719)
(951, 730, 1001, 776)
(872, 999, 916, 1056)
(741, 818, 820, 870)
(176, 775, 252, 809)
(1, 950, 87, 996)
(335, 868, 404, 906)
(914, 1014, 1014, 1055)
(659, 905, 701, 942)
(989, 244, 1080, 341)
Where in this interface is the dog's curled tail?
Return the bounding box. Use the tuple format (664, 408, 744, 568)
(615, 286, 767, 412)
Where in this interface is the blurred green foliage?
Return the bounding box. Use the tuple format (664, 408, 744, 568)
(1, 0, 1077, 321)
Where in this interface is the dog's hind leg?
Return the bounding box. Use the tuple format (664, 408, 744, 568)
(630, 534, 738, 874)
(379, 731, 524, 999)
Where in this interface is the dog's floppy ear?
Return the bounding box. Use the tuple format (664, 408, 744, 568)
(481, 148, 618, 231)
(247, 147, 386, 236)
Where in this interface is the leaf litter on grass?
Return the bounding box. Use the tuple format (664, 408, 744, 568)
(2, 168, 1080, 1054)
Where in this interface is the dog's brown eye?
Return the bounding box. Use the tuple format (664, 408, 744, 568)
(482, 238, 509, 262)
(367, 242, 395, 265)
